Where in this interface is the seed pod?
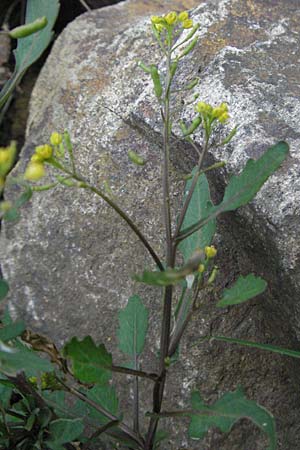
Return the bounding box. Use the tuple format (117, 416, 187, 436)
(185, 77, 199, 90)
(128, 150, 146, 166)
(138, 61, 152, 74)
(184, 116, 202, 136)
(9, 16, 47, 39)
(170, 60, 178, 79)
(56, 176, 77, 187)
(179, 36, 198, 58)
(150, 65, 163, 99)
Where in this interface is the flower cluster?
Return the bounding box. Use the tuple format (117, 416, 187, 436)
(0, 141, 17, 191)
(195, 101, 229, 124)
(24, 132, 63, 181)
(151, 10, 193, 33)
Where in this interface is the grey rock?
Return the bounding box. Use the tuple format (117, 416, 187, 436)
(1, 0, 300, 449)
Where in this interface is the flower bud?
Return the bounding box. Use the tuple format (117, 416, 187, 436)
(198, 264, 205, 273)
(165, 11, 177, 25)
(182, 19, 193, 29)
(50, 132, 63, 146)
(205, 245, 217, 259)
(35, 144, 53, 160)
(0, 150, 9, 164)
(151, 16, 163, 24)
(178, 11, 189, 22)
(24, 162, 45, 181)
(31, 153, 43, 163)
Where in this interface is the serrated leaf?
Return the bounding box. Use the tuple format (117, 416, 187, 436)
(86, 385, 119, 424)
(0, 279, 9, 301)
(189, 387, 276, 450)
(64, 336, 112, 384)
(0, 321, 26, 342)
(46, 418, 84, 447)
(117, 295, 148, 356)
(178, 171, 215, 262)
(217, 274, 267, 307)
(0, 0, 60, 109)
(179, 142, 289, 242)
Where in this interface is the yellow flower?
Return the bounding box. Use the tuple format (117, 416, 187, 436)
(155, 23, 165, 33)
(218, 111, 230, 123)
(198, 264, 205, 273)
(165, 11, 177, 25)
(0, 150, 10, 164)
(205, 246, 217, 259)
(50, 132, 63, 146)
(31, 153, 44, 163)
(24, 162, 46, 181)
(195, 101, 213, 115)
(178, 11, 189, 22)
(151, 15, 163, 24)
(182, 19, 193, 29)
(35, 144, 53, 160)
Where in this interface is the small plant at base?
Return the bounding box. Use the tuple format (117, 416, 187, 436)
(0, 9, 295, 450)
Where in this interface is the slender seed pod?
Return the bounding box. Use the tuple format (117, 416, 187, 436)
(150, 65, 163, 99)
(183, 116, 202, 136)
(185, 77, 199, 90)
(138, 61, 152, 74)
(170, 60, 178, 80)
(128, 150, 146, 166)
(179, 36, 198, 59)
(9, 17, 47, 39)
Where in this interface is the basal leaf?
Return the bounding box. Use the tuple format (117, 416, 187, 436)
(0, 0, 60, 109)
(189, 387, 276, 450)
(64, 336, 112, 384)
(46, 418, 84, 447)
(178, 170, 215, 262)
(117, 295, 148, 356)
(0, 279, 9, 301)
(217, 274, 267, 307)
(86, 385, 119, 424)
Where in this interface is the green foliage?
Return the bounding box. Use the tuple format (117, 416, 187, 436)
(64, 336, 112, 384)
(189, 387, 276, 450)
(217, 274, 267, 307)
(0, 0, 60, 109)
(0, 279, 9, 301)
(118, 295, 149, 356)
(46, 418, 84, 449)
(86, 385, 119, 424)
(178, 170, 215, 262)
(212, 335, 300, 359)
(0, 320, 25, 341)
(179, 141, 289, 241)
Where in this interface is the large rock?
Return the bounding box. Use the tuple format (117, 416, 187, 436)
(1, 0, 300, 448)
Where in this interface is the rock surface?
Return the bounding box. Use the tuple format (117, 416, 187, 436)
(1, 0, 300, 448)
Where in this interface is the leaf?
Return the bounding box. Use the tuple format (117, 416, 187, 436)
(86, 385, 119, 424)
(64, 336, 112, 384)
(217, 274, 267, 307)
(117, 295, 148, 357)
(212, 335, 300, 359)
(178, 142, 289, 242)
(189, 387, 276, 450)
(46, 418, 84, 448)
(134, 250, 204, 287)
(0, 0, 60, 109)
(0, 340, 52, 376)
(0, 279, 9, 301)
(178, 171, 215, 263)
(0, 321, 26, 342)
(0, 375, 12, 408)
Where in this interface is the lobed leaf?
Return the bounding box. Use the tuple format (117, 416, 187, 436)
(217, 274, 267, 307)
(189, 387, 276, 450)
(64, 336, 112, 384)
(117, 295, 148, 357)
(46, 418, 84, 449)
